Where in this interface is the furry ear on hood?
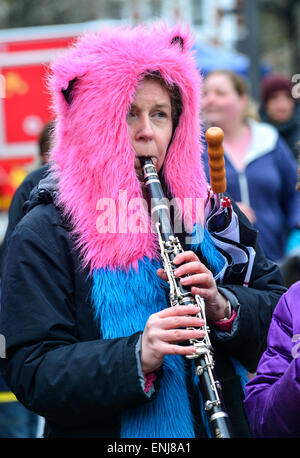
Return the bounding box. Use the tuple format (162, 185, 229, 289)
(170, 35, 184, 50)
(48, 23, 208, 272)
(61, 77, 78, 105)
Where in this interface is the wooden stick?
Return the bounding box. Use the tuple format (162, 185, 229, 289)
(205, 127, 226, 194)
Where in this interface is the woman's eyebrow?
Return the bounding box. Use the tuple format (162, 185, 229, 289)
(153, 103, 171, 110)
(130, 103, 171, 110)
(128, 102, 172, 115)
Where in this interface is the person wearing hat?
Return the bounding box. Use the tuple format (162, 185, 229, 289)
(259, 74, 300, 161)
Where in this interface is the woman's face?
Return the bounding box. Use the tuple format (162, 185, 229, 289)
(127, 79, 173, 179)
(202, 73, 247, 128)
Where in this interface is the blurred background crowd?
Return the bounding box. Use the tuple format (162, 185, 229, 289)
(0, 0, 300, 438)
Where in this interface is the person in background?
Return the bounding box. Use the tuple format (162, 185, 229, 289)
(243, 152, 300, 437)
(38, 120, 54, 165)
(0, 120, 52, 273)
(279, 142, 300, 287)
(0, 120, 52, 438)
(259, 74, 300, 161)
(202, 69, 300, 264)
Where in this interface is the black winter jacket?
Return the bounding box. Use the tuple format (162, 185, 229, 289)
(0, 164, 50, 277)
(0, 183, 286, 438)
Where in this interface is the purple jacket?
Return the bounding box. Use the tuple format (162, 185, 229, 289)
(244, 281, 300, 437)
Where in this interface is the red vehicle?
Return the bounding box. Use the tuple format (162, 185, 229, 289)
(0, 21, 107, 210)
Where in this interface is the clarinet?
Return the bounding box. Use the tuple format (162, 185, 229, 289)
(140, 155, 232, 439)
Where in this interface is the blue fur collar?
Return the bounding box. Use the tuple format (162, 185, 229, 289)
(91, 229, 225, 438)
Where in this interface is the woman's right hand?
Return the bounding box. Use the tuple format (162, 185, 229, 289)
(140, 305, 205, 374)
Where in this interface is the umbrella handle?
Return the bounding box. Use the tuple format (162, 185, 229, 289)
(206, 127, 226, 195)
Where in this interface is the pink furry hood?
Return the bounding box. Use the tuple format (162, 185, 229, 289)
(48, 23, 208, 271)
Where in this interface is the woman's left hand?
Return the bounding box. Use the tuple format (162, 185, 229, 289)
(157, 250, 228, 321)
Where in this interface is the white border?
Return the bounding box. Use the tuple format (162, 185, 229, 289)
(0, 48, 67, 67)
(0, 142, 38, 158)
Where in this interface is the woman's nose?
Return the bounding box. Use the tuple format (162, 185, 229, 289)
(136, 115, 153, 140)
(203, 92, 213, 107)
(202, 95, 211, 108)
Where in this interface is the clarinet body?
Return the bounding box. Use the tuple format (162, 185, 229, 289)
(140, 156, 232, 439)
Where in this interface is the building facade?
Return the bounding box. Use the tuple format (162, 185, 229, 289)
(97, 0, 239, 49)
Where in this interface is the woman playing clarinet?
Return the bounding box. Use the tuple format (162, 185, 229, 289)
(0, 24, 285, 439)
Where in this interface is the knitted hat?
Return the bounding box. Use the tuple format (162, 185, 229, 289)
(261, 74, 294, 104)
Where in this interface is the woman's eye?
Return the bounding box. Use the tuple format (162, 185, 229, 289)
(153, 111, 167, 119)
(127, 111, 137, 121)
